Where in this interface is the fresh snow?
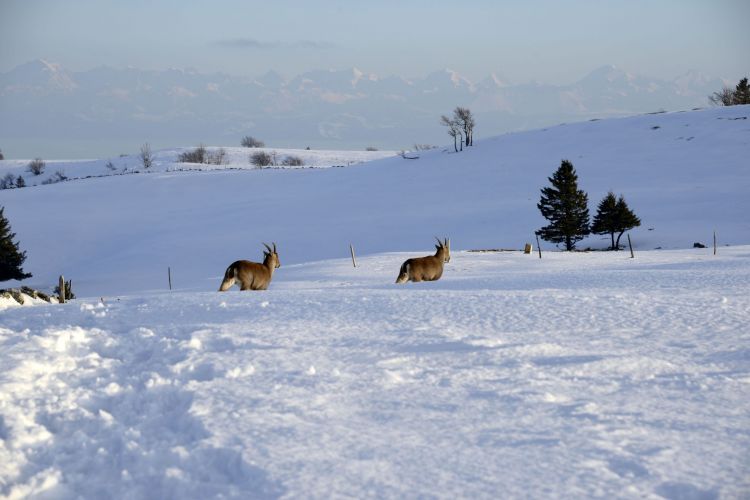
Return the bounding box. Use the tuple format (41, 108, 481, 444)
(1, 107, 749, 498)
(1, 106, 748, 298)
(1, 248, 749, 498)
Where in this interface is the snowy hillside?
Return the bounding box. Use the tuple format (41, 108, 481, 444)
(0, 146, 397, 186)
(1, 105, 748, 298)
(1, 106, 749, 498)
(1, 248, 749, 498)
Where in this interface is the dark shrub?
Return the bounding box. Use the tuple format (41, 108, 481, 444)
(27, 158, 46, 176)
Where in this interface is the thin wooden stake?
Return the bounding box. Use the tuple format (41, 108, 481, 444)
(350, 244, 357, 268)
(168, 267, 172, 290)
(58, 275, 66, 303)
(535, 233, 542, 259)
(627, 234, 634, 258)
(713, 230, 717, 255)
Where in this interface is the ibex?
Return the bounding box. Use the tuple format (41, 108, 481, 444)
(396, 237, 450, 284)
(219, 243, 280, 291)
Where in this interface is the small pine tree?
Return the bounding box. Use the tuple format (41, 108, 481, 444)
(537, 160, 590, 251)
(0, 207, 32, 281)
(591, 192, 641, 250)
(15, 176, 25, 188)
(733, 77, 750, 105)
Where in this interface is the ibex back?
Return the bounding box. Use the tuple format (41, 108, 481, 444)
(396, 237, 450, 284)
(219, 243, 280, 291)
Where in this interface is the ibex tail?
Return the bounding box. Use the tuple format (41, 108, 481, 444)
(219, 264, 236, 291)
(395, 261, 410, 284)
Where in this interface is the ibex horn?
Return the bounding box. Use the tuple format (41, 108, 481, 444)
(273, 242, 277, 253)
(435, 236, 443, 246)
(263, 242, 273, 253)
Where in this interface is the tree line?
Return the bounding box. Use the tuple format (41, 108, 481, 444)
(441, 107, 475, 152)
(537, 160, 641, 251)
(709, 77, 750, 106)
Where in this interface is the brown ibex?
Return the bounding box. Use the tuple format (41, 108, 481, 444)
(219, 243, 280, 291)
(395, 237, 450, 284)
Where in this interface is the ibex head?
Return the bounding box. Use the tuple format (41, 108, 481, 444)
(435, 236, 450, 263)
(263, 242, 281, 269)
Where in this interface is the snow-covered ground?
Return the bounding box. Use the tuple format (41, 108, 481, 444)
(1, 247, 749, 498)
(1, 106, 748, 298)
(0, 146, 398, 185)
(1, 107, 749, 498)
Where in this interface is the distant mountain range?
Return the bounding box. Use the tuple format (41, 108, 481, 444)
(0, 60, 726, 158)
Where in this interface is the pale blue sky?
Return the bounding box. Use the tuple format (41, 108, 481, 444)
(1, 0, 748, 82)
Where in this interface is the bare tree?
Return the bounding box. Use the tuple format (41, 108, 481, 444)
(281, 155, 304, 166)
(709, 86, 734, 106)
(241, 136, 265, 148)
(207, 148, 226, 165)
(441, 115, 462, 152)
(140, 143, 154, 169)
(250, 151, 273, 167)
(27, 158, 46, 176)
(454, 107, 475, 146)
(42, 170, 67, 184)
(178, 145, 207, 164)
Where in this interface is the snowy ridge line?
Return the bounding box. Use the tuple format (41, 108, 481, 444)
(0, 146, 399, 190)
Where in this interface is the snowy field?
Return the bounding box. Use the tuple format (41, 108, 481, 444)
(1, 247, 749, 498)
(1, 106, 748, 298)
(1, 106, 749, 498)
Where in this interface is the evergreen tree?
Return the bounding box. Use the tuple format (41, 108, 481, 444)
(537, 160, 590, 251)
(0, 207, 32, 281)
(591, 192, 641, 250)
(733, 77, 750, 105)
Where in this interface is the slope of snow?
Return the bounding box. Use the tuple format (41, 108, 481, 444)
(0, 146, 398, 186)
(1, 247, 748, 498)
(1, 106, 748, 298)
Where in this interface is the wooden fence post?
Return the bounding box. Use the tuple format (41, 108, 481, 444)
(627, 234, 634, 259)
(350, 244, 357, 268)
(168, 267, 172, 290)
(535, 233, 542, 259)
(713, 231, 717, 255)
(58, 275, 66, 303)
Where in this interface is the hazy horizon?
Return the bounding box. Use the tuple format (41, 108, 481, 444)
(1, 0, 748, 84)
(1, 0, 748, 159)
